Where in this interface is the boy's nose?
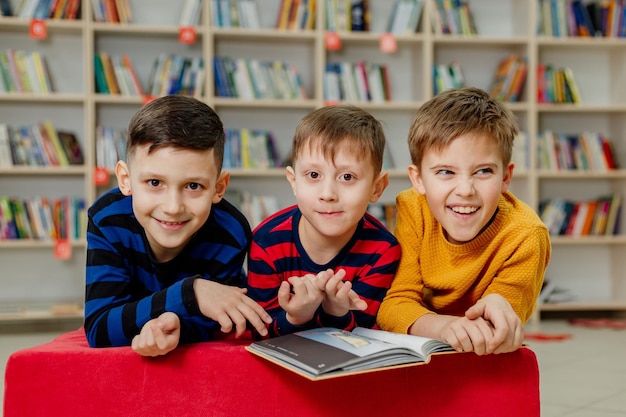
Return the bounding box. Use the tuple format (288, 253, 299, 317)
(319, 180, 338, 201)
(162, 190, 184, 214)
(455, 177, 475, 196)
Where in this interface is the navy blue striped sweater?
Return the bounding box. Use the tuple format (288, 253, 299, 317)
(84, 188, 251, 347)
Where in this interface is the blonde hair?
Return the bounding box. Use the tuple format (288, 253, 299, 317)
(408, 87, 518, 169)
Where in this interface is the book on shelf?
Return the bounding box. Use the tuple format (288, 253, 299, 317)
(246, 327, 455, 381)
(211, 0, 260, 29)
(0, 123, 12, 168)
(386, 0, 423, 35)
(179, 0, 202, 27)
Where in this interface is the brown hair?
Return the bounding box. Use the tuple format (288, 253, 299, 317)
(290, 104, 386, 174)
(408, 87, 518, 169)
(127, 95, 225, 170)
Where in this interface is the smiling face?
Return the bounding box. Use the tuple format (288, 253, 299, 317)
(116, 144, 228, 263)
(409, 133, 513, 244)
(286, 139, 388, 254)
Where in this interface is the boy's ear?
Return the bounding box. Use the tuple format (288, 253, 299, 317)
(212, 171, 230, 204)
(369, 171, 389, 203)
(501, 162, 514, 192)
(408, 164, 426, 195)
(286, 166, 296, 196)
(115, 160, 132, 196)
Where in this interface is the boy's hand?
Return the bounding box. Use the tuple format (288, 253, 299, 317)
(194, 279, 272, 338)
(465, 293, 524, 354)
(131, 312, 181, 357)
(278, 274, 325, 326)
(440, 315, 495, 355)
(317, 269, 367, 317)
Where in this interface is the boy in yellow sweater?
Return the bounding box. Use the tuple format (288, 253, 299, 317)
(377, 87, 551, 355)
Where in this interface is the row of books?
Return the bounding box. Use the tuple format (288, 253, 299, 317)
(386, 0, 424, 35)
(433, 62, 464, 95)
(537, 64, 581, 104)
(539, 194, 622, 236)
(430, 0, 478, 35)
(94, 52, 143, 96)
(223, 128, 282, 170)
(537, 131, 618, 172)
(0, 122, 83, 168)
(210, 0, 260, 29)
(488, 54, 528, 103)
(213, 56, 306, 100)
(96, 126, 127, 170)
(7, 0, 80, 19)
(277, 0, 316, 30)
(147, 54, 205, 97)
(538, 0, 626, 38)
(0, 196, 86, 241)
(91, 0, 132, 23)
(0, 49, 53, 94)
(324, 61, 391, 103)
(324, 0, 366, 32)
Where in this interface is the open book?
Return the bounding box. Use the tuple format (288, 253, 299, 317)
(246, 327, 455, 381)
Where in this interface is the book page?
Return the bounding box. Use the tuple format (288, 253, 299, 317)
(352, 327, 454, 356)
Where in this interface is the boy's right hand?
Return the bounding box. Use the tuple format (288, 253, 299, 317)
(132, 312, 181, 357)
(278, 274, 325, 326)
(194, 279, 272, 338)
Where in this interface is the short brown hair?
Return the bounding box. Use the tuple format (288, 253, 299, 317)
(290, 104, 386, 174)
(127, 95, 225, 170)
(408, 87, 518, 169)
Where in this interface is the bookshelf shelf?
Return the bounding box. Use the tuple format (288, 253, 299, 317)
(2, 0, 626, 320)
(0, 166, 85, 175)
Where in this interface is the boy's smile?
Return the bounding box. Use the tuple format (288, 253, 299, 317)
(409, 133, 513, 244)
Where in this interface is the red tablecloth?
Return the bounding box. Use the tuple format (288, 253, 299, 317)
(4, 328, 539, 417)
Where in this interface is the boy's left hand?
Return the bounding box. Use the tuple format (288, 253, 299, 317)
(317, 269, 367, 317)
(465, 294, 524, 354)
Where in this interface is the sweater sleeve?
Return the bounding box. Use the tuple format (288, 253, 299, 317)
(481, 224, 550, 323)
(377, 191, 434, 334)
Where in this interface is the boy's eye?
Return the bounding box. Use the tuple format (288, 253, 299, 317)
(148, 179, 161, 187)
(340, 173, 354, 181)
(476, 168, 494, 175)
(436, 169, 453, 176)
(306, 172, 320, 179)
(188, 182, 202, 191)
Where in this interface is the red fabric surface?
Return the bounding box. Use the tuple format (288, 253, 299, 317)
(4, 328, 539, 417)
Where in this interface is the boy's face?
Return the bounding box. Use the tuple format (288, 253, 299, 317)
(115, 144, 228, 263)
(286, 141, 388, 249)
(408, 133, 513, 244)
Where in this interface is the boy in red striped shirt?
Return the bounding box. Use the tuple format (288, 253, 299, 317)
(246, 105, 401, 338)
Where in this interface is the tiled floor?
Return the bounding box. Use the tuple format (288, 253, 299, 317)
(1, 319, 625, 416)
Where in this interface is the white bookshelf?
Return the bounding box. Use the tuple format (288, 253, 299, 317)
(1, 0, 626, 321)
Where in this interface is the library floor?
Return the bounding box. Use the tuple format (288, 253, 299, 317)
(1, 319, 625, 417)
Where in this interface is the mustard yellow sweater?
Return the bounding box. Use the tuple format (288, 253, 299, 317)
(377, 189, 551, 333)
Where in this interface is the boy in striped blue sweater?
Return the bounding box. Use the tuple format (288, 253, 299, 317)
(85, 95, 271, 356)
(247, 105, 401, 337)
